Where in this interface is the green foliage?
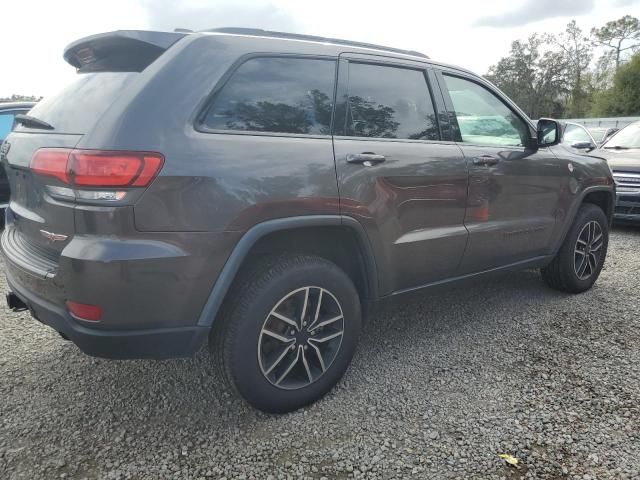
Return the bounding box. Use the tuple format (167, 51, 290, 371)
(591, 53, 640, 116)
(487, 15, 640, 119)
(485, 35, 568, 119)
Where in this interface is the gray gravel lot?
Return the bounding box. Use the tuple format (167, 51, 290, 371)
(1, 227, 639, 480)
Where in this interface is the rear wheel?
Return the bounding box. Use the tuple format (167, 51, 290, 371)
(541, 203, 609, 293)
(213, 254, 361, 413)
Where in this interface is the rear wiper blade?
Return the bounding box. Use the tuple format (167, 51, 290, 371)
(603, 145, 629, 150)
(14, 114, 54, 130)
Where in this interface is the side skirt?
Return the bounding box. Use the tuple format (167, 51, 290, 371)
(385, 255, 553, 299)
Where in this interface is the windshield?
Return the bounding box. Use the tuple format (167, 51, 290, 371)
(603, 123, 640, 149)
(563, 124, 592, 145)
(587, 128, 608, 143)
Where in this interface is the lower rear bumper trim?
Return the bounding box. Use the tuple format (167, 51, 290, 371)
(6, 272, 209, 360)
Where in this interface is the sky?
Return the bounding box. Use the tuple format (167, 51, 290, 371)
(1, 0, 639, 98)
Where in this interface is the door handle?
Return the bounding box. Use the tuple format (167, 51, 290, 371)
(472, 155, 500, 166)
(346, 152, 386, 167)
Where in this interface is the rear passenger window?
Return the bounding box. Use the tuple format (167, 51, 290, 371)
(202, 57, 336, 135)
(345, 63, 438, 140)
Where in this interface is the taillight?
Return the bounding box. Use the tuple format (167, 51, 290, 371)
(65, 300, 102, 322)
(30, 149, 164, 188)
(30, 149, 70, 184)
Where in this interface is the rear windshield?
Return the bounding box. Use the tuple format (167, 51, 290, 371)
(16, 72, 137, 134)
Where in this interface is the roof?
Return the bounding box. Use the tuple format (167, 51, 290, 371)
(206, 27, 429, 60)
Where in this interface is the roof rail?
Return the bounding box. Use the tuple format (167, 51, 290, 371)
(206, 27, 429, 59)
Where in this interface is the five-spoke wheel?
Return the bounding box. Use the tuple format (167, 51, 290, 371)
(574, 220, 604, 280)
(542, 203, 609, 293)
(258, 287, 345, 390)
(213, 254, 361, 413)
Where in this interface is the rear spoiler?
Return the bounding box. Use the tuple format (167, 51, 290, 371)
(63, 30, 187, 73)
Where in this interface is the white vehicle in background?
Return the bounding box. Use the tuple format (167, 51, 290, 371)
(596, 121, 640, 224)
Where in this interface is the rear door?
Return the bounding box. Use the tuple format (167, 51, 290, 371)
(435, 70, 567, 274)
(333, 54, 468, 294)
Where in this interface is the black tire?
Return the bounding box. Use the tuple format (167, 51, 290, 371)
(541, 203, 609, 293)
(212, 254, 361, 413)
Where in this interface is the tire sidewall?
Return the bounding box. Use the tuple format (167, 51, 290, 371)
(227, 258, 361, 413)
(558, 205, 609, 292)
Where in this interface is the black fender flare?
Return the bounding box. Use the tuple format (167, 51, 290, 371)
(196, 215, 378, 327)
(552, 185, 615, 254)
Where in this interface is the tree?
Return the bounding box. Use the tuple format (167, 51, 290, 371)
(0, 94, 42, 103)
(591, 53, 640, 116)
(487, 16, 640, 119)
(591, 15, 640, 70)
(486, 35, 568, 118)
(548, 21, 593, 117)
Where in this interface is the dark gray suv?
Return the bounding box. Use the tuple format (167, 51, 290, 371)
(1, 29, 615, 412)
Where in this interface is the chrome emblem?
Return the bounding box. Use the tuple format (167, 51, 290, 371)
(39, 230, 68, 242)
(568, 163, 574, 173)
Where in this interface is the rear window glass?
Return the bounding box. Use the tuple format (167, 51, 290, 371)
(16, 73, 137, 134)
(345, 63, 439, 140)
(201, 57, 336, 135)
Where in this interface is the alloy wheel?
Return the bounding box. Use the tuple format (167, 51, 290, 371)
(258, 286, 344, 390)
(574, 220, 604, 280)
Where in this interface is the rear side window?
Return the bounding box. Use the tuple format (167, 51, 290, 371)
(201, 57, 336, 135)
(345, 63, 439, 140)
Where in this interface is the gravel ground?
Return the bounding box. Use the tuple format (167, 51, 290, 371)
(1, 227, 639, 480)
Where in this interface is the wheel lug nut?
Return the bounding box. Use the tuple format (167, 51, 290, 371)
(289, 329, 295, 335)
(304, 345, 309, 351)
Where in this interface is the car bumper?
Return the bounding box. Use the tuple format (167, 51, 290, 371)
(5, 269, 209, 359)
(0, 213, 236, 359)
(614, 192, 640, 223)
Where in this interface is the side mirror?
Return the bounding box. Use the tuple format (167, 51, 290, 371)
(571, 141, 596, 151)
(537, 118, 561, 147)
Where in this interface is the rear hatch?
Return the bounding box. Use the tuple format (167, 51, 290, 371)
(1, 30, 185, 276)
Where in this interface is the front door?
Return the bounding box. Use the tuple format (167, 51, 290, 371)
(436, 71, 568, 274)
(333, 56, 469, 294)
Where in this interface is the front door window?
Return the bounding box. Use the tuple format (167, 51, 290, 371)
(442, 75, 529, 148)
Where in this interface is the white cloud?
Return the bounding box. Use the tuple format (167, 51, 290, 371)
(141, 0, 299, 32)
(0, 0, 638, 98)
(476, 0, 595, 27)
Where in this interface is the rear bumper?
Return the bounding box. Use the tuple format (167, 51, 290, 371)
(6, 270, 209, 359)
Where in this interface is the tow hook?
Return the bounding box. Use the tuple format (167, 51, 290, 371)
(6, 292, 28, 312)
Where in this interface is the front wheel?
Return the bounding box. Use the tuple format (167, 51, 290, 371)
(213, 254, 362, 413)
(541, 203, 609, 293)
